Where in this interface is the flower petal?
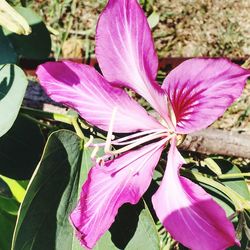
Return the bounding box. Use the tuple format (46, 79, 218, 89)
(36, 60, 163, 133)
(96, 0, 168, 119)
(70, 140, 165, 249)
(162, 59, 250, 133)
(152, 140, 239, 250)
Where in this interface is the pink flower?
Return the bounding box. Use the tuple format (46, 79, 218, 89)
(36, 0, 249, 249)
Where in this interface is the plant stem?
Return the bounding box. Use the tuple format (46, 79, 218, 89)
(217, 173, 250, 180)
(72, 118, 84, 139)
(21, 107, 87, 140)
(20, 107, 72, 124)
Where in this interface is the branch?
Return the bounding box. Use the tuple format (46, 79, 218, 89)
(180, 128, 250, 158)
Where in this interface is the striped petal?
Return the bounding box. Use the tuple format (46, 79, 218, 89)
(152, 140, 239, 250)
(36, 61, 163, 133)
(162, 59, 250, 133)
(96, 0, 168, 119)
(70, 140, 165, 249)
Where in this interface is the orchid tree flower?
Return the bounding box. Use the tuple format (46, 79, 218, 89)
(36, 0, 250, 249)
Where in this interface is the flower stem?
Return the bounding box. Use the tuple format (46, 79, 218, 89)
(217, 173, 250, 180)
(20, 107, 72, 124)
(71, 118, 84, 139)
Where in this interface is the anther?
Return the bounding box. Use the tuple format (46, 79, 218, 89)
(91, 145, 99, 159)
(105, 107, 117, 154)
(96, 157, 105, 166)
(84, 135, 94, 148)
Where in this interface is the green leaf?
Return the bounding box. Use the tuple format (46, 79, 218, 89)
(109, 201, 159, 250)
(0, 177, 12, 197)
(0, 28, 17, 64)
(0, 64, 27, 137)
(0, 175, 26, 202)
(0, 209, 16, 250)
(12, 131, 160, 250)
(0, 115, 44, 179)
(12, 130, 84, 250)
(188, 159, 250, 219)
(203, 158, 222, 175)
(4, 7, 51, 59)
(0, 195, 19, 215)
(216, 159, 250, 200)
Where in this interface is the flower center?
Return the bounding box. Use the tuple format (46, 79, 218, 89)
(86, 107, 176, 164)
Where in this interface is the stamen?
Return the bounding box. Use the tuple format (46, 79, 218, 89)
(114, 128, 167, 144)
(96, 157, 104, 166)
(91, 145, 99, 159)
(84, 135, 94, 148)
(107, 131, 171, 155)
(90, 129, 167, 148)
(112, 130, 169, 146)
(104, 107, 118, 154)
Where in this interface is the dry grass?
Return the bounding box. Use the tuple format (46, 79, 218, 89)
(31, 0, 250, 58)
(154, 0, 250, 57)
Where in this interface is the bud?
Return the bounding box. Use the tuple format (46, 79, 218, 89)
(0, 0, 31, 35)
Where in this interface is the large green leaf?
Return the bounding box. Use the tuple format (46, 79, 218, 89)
(4, 7, 51, 59)
(0, 114, 44, 179)
(0, 64, 27, 137)
(12, 130, 160, 250)
(12, 130, 84, 250)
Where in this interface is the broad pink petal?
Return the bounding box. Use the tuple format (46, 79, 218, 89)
(36, 61, 163, 133)
(96, 0, 169, 119)
(152, 140, 239, 250)
(70, 140, 165, 249)
(162, 59, 250, 133)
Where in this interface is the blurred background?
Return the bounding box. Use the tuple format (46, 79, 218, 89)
(28, 0, 250, 59)
(26, 0, 250, 134)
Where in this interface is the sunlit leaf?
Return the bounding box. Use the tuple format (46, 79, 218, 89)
(0, 175, 26, 203)
(0, 64, 27, 137)
(203, 157, 222, 175)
